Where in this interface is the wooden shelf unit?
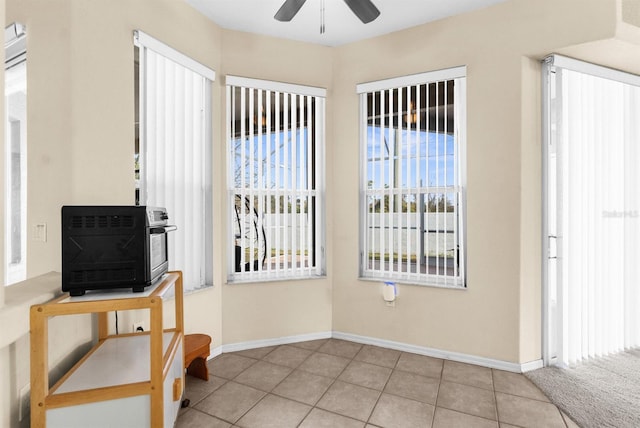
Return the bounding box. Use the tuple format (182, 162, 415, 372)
(30, 271, 184, 428)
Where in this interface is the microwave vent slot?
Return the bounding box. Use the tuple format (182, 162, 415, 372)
(71, 216, 83, 228)
(70, 268, 136, 284)
(71, 271, 84, 283)
(109, 215, 135, 228)
(68, 215, 136, 229)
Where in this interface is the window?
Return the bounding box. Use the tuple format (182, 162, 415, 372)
(226, 76, 326, 282)
(358, 67, 466, 288)
(4, 23, 27, 286)
(135, 31, 214, 292)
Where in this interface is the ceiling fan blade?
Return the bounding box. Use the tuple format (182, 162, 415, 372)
(343, 0, 380, 24)
(274, 0, 308, 22)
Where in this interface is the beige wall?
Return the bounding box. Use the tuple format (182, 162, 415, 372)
(7, 0, 74, 282)
(1, 1, 224, 426)
(331, 0, 622, 364)
(219, 30, 334, 344)
(623, 0, 640, 27)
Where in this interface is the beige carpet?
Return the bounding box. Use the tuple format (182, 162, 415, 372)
(525, 349, 640, 428)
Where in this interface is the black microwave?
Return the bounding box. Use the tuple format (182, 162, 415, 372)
(61, 205, 176, 296)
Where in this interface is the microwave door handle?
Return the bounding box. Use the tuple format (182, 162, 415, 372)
(149, 225, 177, 234)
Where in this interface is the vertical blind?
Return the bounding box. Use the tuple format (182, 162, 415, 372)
(357, 68, 466, 288)
(135, 31, 214, 292)
(226, 76, 325, 282)
(545, 55, 640, 366)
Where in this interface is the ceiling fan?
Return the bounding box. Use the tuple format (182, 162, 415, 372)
(274, 0, 380, 25)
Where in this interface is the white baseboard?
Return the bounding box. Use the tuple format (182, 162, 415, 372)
(332, 331, 533, 373)
(210, 330, 543, 373)
(210, 345, 223, 359)
(520, 358, 544, 372)
(220, 331, 332, 354)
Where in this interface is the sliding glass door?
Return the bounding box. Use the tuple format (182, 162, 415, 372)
(543, 55, 640, 366)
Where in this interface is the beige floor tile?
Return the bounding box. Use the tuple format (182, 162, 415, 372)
(179, 341, 575, 428)
(236, 394, 311, 428)
(233, 360, 293, 391)
(193, 381, 265, 423)
(492, 370, 549, 402)
(299, 408, 366, 428)
(433, 407, 498, 428)
(338, 360, 393, 390)
(384, 369, 440, 404)
(208, 354, 257, 380)
(561, 411, 581, 428)
(318, 339, 363, 358)
(396, 353, 444, 379)
(316, 380, 380, 421)
(183, 375, 227, 407)
(495, 392, 566, 428)
(175, 409, 232, 428)
(442, 360, 493, 390)
(298, 351, 351, 378)
(436, 381, 497, 420)
(262, 345, 313, 368)
(234, 346, 277, 360)
(272, 369, 334, 405)
(369, 393, 435, 428)
(290, 339, 330, 351)
(355, 345, 402, 368)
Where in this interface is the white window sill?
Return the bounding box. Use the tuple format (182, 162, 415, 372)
(358, 275, 466, 290)
(227, 274, 327, 285)
(0, 272, 63, 349)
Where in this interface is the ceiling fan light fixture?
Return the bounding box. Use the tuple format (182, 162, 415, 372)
(274, 0, 380, 26)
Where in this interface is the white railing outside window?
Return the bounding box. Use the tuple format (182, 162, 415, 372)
(135, 31, 214, 292)
(226, 76, 325, 282)
(358, 67, 466, 288)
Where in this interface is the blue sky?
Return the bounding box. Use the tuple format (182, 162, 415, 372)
(232, 126, 456, 191)
(366, 126, 456, 189)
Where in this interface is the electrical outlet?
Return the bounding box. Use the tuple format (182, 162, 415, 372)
(18, 384, 29, 422)
(133, 321, 144, 332)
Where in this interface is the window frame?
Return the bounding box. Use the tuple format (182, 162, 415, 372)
(357, 67, 467, 289)
(225, 76, 326, 283)
(4, 22, 27, 286)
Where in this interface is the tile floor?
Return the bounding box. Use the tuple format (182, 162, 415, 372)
(176, 339, 579, 428)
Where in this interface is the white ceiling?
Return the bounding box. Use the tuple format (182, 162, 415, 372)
(185, 0, 509, 46)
